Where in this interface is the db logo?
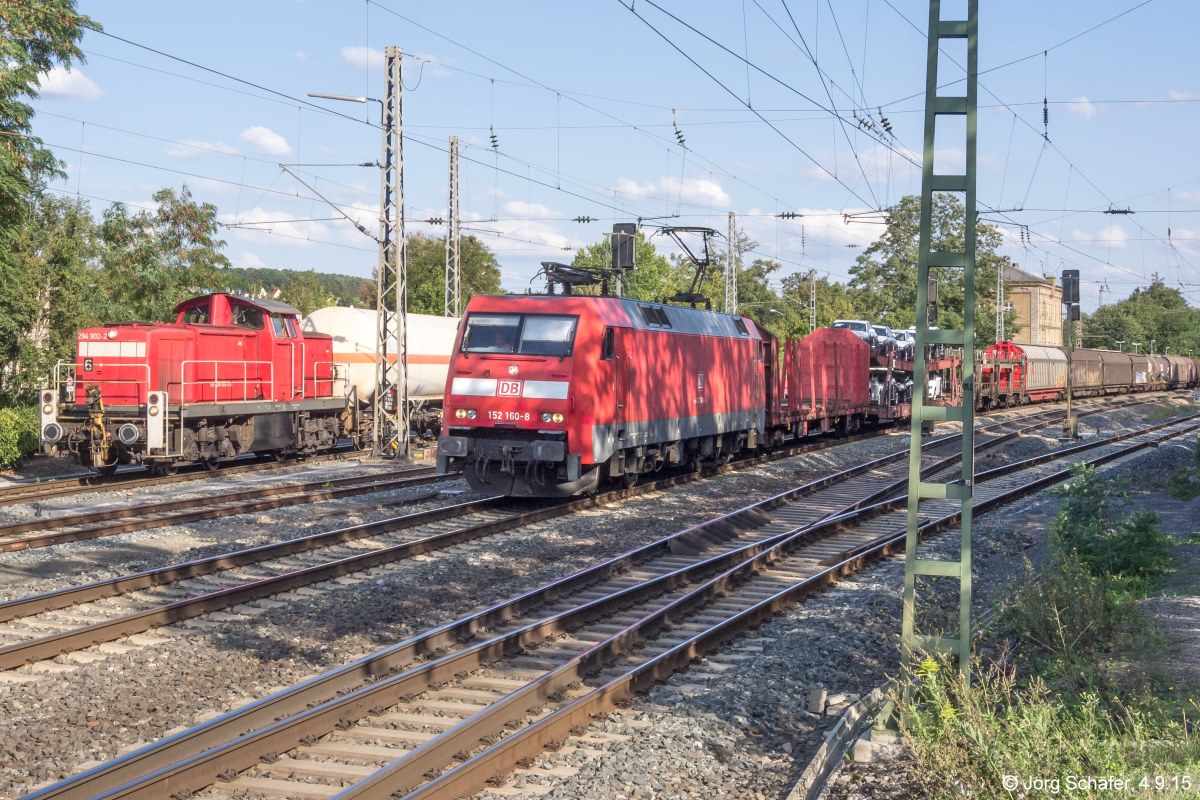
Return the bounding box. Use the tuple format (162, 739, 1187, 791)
(497, 380, 522, 397)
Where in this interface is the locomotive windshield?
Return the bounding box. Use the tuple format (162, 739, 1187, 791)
(463, 313, 577, 357)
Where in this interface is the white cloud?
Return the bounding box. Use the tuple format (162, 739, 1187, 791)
(410, 52, 452, 79)
(239, 126, 292, 156)
(1071, 224, 1129, 248)
(1168, 89, 1200, 101)
(237, 251, 270, 269)
(341, 46, 384, 70)
(502, 200, 559, 219)
(223, 208, 320, 246)
(799, 143, 922, 189)
(166, 140, 238, 158)
(1175, 191, 1200, 205)
(1065, 96, 1098, 120)
(612, 176, 731, 208)
(294, 50, 308, 62)
(38, 66, 102, 100)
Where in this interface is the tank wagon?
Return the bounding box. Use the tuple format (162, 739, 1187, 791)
(301, 306, 460, 435)
(40, 293, 356, 474)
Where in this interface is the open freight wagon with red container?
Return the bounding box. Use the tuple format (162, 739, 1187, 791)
(39, 293, 357, 474)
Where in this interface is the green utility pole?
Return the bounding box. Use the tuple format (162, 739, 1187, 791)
(900, 0, 979, 681)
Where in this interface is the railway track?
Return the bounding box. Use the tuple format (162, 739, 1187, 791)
(0, 392, 1165, 554)
(0, 467, 444, 552)
(20, 403, 1181, 799)
(0, 405, 1080, 675)
(0, 445, 380, 508)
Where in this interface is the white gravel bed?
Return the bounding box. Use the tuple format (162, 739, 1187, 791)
(470, 401, 1197, 800)
(0, 401, 1183, 798)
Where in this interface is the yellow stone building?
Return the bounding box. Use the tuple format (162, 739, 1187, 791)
(1003, 265, 1063, 346)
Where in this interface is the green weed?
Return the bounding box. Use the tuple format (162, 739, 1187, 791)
(896, 464, 1198, 798)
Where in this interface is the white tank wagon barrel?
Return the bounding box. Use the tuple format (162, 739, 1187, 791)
(301, 306, 461, 436)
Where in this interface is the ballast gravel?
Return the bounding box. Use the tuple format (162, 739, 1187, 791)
(0, 396, 1190, 798)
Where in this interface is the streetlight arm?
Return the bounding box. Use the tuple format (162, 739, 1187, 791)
(278, 164, 381, 243)
(308, 92, 378, 105)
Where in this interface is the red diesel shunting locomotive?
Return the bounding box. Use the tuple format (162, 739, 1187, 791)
(40, 293, 356, 474)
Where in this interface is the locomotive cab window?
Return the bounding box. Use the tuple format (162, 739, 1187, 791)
(733, 317, 749, 336)
(462, 313, 578, 357)
(231, 303, 265, 330)
(463, 314, 521, 353)
(271, 314, 295, 338)
(518, 315, 577, 357)
(601, 327, 615, 360)
(180, 300, 210, 325)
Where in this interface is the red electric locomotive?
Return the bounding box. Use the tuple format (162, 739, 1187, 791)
(40, 293, 356, 474)
(437, 294, 771, 495)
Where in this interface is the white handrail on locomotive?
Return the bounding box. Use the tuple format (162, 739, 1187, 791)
(279, 341, 305, 399)
(52, 360, 151, 404)
(55, 358, 351, 412)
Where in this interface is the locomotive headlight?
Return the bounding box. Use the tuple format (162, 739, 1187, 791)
(148, 406, 160, 416)
(106, 329, 118, 339)
(455, 409, 467, 419)
(42, 391, 53, 404)
(541, 412, 552, 423)
(42, 403, 54, 415)
(467, 409, 477, 419)
(552, 412, 564, 423)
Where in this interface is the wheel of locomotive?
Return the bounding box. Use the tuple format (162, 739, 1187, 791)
(621, 470, 638, 489)
(271, 450, 289, 463)
(94, 462, 120, 477)
(203, 454, 221, 471)
(151, 462, 178, 477)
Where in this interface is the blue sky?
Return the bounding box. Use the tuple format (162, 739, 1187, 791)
(28, 0, 1200, 311)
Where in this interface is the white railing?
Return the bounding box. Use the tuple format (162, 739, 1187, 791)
(179, 360, 274, 404)
(53, 361, 152, 405)
(316, 361, 352, 399)
(56, 356, 350, 409)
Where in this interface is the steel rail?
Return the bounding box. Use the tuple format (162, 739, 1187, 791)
(0, 469, 444, 552)
(0, 390, 1162, 511)
(0, 445, 369, 507)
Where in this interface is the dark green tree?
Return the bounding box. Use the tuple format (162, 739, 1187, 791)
(0, 0, 97, 404)
(572, 229, 680, 301)
(2, 192, 103, 402)
(1083, 276, 1200, 355)
(403, 233, 502, 315)
(99, 185, 230, 321)
(848, 194, 1015, 345)
(779, 270, 860, 332)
